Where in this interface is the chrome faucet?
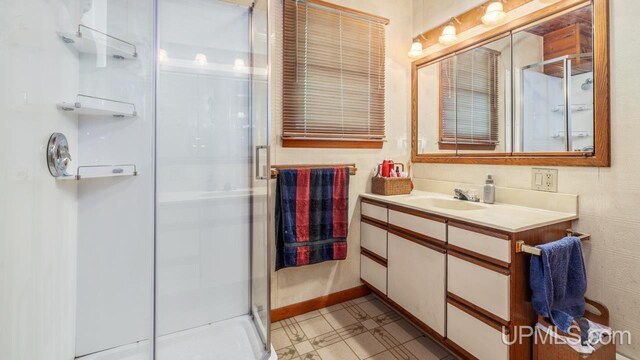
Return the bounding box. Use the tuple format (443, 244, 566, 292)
(454, 188, 480, 202)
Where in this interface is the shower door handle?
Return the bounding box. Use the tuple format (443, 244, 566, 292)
(255, 145, 269, 180)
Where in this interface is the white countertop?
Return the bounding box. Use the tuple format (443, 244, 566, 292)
(360, 190, 578, 233)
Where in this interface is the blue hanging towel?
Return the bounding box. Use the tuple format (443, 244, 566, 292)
(275, 167, 349, 271)
(530, 236, 587, 333)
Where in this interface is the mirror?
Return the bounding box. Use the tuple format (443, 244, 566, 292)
(416, 35, 511, 155)
(412, 0, 608, 166)
(513, 5, 594, 154)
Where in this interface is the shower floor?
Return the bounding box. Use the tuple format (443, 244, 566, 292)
(79, 315, 276, 360)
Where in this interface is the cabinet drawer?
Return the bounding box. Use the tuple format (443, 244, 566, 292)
(448, 224, 511, 264)
(361, 254, 387, 295)
(362, 201, 388, 223)
(388, 209, 446, 243)
(448, 254, 510, 322)
(361, 221, 387, 259)
(447, 303, 509, 360)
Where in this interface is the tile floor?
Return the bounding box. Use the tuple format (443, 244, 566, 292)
(271, 294, 457, 360)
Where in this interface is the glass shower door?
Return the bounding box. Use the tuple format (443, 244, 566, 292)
(155, 0, 270, 359)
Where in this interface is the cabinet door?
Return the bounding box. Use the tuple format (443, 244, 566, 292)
(387, 233, 446, 336)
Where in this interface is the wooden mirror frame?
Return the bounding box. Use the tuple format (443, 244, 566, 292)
(411, 0, 610, 166)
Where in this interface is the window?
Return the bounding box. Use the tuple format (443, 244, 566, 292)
(439, 47, 499, 150)
(282, 0, 387, 148)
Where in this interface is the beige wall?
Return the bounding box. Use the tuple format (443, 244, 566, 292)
(413, 0, 640, 358)
(268, 0, 413, 309)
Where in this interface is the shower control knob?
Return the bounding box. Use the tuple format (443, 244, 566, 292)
(47, 132, 72, 177)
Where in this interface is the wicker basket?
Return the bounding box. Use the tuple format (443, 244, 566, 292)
(371, 163, 412, 195)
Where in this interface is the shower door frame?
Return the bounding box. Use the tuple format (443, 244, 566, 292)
(150, 0, 272, 358)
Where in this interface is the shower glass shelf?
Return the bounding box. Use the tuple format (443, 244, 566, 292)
(57, 94, 137, 117)
(552, 131, 590, 139)
(159, 58, 264, 77)
(57, 164, 138, 180)
(57, 24, 138, 60)
(550, 104, 590, 113)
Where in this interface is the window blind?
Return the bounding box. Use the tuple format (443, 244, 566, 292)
(440, 47, 499, 146)
(282, 0, 386, 141)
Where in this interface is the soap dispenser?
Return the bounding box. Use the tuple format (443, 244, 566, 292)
(483, 174, 495, 204)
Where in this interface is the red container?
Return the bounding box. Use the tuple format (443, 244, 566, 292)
(381, 160, 394, 177)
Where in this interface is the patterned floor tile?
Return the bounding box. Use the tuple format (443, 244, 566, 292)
(371, 311, 401, 327)
(402, 336, 450, 359)
(344, 331, 387, 359)
(388, 345, 419, 360)
(276, 345, 299, 360)
(361, 318, 380, 330)
(367, 350, 399, 360)
(344, 303, 371, 321)
(323, 308, 359, 330)
(282, 318, 308, 344)
(353, 294, 375, 304)
(336, 322, 367, 340)
(316, 341, 359, 360)
(272, 327, 293, 349)
(309, 330, 342, 350)
(382, 319, 422, 344)
(294, 340, 315, 355)
(271, 297, 455, 360)
(297, 316, 334, 338)
(358, 299, 393, 317)
(370, 328, 402, 349)
(299, 350, 322, 360)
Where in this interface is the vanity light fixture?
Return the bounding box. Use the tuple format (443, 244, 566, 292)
(233, 58, 246, 71)
(439, 18, 460, 45)
(482, 1, 507, 26)
(194, 53, 208, 66)
(158, 48, 168, 63)
(408, 35, 426, 59)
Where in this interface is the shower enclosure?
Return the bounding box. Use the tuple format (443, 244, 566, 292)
(0, 0, 271, 359)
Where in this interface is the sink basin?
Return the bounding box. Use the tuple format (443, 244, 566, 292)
(404, 197, 488, 211)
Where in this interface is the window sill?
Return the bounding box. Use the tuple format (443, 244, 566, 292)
(438, 142, 497, 151)
(282, 138, 384, 149)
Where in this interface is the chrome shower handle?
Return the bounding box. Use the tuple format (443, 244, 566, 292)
(255, 145, 269, 180)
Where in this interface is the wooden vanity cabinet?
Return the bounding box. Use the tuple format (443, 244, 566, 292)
(359, 197, 573, 360)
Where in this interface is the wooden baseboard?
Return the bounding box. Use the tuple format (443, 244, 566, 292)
(271, 285, 371, 323)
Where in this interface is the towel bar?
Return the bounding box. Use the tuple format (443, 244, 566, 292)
(270, 163, 357, 179)
(516, 229, 590, 256)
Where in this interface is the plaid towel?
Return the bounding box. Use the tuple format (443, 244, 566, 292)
(275, 167, 349, 270)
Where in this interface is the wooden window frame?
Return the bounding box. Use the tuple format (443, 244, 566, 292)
(437, 51, 500, 151)
(411, 0, 610, 166)
(281, 0, 389, 149)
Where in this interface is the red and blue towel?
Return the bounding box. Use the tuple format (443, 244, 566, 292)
(275, 167, 349, 270)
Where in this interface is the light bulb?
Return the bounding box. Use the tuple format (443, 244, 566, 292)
(439, 24, 457, 45)
(233, 58, 246, 71)
(158, 48, 168, 63)
(408, 40, 424, 59)
(194, 53, 208, 66)
(482, 2, 507, 26)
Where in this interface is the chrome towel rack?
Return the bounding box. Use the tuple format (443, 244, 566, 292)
(516, 229, 590, 256)
(270, 163, 357, 179)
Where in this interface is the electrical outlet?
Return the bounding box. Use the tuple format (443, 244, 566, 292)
(531, 168, 558, 192)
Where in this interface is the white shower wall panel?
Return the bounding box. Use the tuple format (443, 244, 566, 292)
(0, 1, 80, 359)
(75, 0, 155, 356)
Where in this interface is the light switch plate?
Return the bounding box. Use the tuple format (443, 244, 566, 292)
(531, 168, 558, 192)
